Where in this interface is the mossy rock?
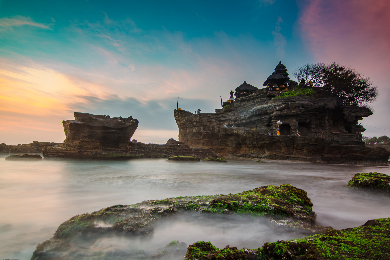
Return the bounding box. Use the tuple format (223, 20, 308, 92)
(168, 156, 200, 161)
(203, 157, 227, 162)
(32, 184, 326, 259)
(348, 172, 390, 192)
(185, 218, 390, 259)
(256, 160, 265, 163)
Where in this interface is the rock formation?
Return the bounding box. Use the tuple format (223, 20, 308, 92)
(63, 112, 139, 150)
(185, 218, 390, 259)
(32, 184, 327, 259)
(174, 88, 390, 164)
(43, 113, 216, 159)
(0, 141, 62, 153)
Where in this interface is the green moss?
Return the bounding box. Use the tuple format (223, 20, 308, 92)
(186, 218, 390, 260)
(204, 184, 313, 218)
(273, 88, 316, 99)
(256, 160, 265, 163)
(348, 172, 390, 192)
(185, 242, 258, 260)
(55, 214, 94, 239)
(168, 156, 200, 161)
(203, 157, 227, 162)
(222, 104, 231, 111)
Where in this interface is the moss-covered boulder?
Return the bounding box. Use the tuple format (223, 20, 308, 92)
(185, 218, 390, 259)
(32, 184, 327, 259)
(348, 172, 390, 192)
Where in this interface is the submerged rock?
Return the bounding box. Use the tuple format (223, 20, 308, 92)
(203, 157, 227, 162)
(168, 156, 200, 161)
(32, 184, 328, 259)
(185, 218, 390, 259)
(348, 172, 390, 192)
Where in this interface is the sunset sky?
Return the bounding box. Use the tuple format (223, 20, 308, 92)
(1, 0, 389, 144)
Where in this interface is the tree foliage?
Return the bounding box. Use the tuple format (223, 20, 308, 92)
(294, 63, 378, 107)
(364, 136, 390, 145)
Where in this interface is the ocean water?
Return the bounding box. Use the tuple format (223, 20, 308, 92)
(1, 154, 390, 259)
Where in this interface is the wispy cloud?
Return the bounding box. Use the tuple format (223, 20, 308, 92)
(0, 16, 52, 30)
(272, 16, 286, 59)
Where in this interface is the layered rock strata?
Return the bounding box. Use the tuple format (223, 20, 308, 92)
(0, 141, 62, 153)
(63, 112, 139, 150)
(174, 90, 390, 164)
(43, 138, 216, 159)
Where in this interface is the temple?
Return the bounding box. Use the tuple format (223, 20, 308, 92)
(263, 61, 297, 92)
(235, 81, 258, 98)
(174, 62, 390, 164)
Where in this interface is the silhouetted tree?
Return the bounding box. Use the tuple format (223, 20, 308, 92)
(294, 63, 377, 107)
(377, 135, 390, 144)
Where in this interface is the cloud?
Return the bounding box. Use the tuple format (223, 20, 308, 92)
(0, 16, 51, 30)
(272, 17, 286, 59)
(298, 0, 390, 136)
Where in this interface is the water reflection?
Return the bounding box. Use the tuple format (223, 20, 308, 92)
(0, 157, 389, 259)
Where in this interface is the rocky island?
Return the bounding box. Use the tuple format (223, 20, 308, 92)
(42, 112, 215, 159)
(174, 62, 390, 165)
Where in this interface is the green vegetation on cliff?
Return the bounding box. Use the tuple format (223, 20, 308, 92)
(274, 88, 316, 99)
(348, 172, 390, 192)
(185, 218, 390, 260)
(364, 135, 390, 145)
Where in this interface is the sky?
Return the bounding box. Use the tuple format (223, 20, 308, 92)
(1, 0, 389, 145)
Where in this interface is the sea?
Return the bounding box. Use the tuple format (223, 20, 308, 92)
(1, 153, 390, 259)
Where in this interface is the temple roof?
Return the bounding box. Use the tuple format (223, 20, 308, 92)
(263, 61, 290, 86)
(235, 81, 258, 92)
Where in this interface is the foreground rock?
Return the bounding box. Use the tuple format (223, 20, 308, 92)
(5, 154, 42, 160)
(32, 184, 328, 259)
(348, 172, 390, 193)
(185, 218, 390, 259)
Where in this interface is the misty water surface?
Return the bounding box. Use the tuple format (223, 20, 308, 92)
(1, 155, 390, 259)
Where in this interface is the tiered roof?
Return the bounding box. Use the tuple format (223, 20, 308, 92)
(263, 61, 290, 87)
(235, 81, 258, 98)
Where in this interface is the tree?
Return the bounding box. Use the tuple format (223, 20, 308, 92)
(377, 135, 390, 144)
(294, 63, 378, 107)
(366, 136, 377, 145)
